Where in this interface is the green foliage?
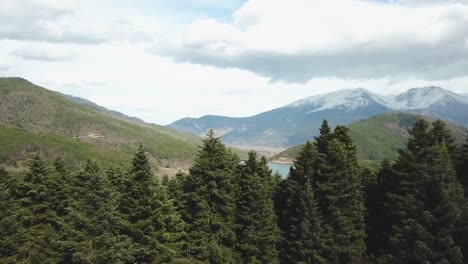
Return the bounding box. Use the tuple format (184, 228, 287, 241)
(314, 127, 366, 263)
(65, 160, 134, 263)
(235, 152, 280, 264)
(123, 145, 186, 263)
(0, 125, 131, 169)
(276, 142, 328, 264)
(0, 166, 18, 260)
(2, 113, 468, 263)
(273, 113, 468, 163)
(183, 131, 240, 263)
(368, 119, 465, 263)
(6, 155, 64, 262)
(455, 136, 468, 260)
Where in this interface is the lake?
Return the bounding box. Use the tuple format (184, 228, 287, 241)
(267, 162, 292, 178)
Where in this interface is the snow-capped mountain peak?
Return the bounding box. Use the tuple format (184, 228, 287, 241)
(389, 86, 468, 110)
(286, 88, 390, 112)
(285, 86, 468, 112)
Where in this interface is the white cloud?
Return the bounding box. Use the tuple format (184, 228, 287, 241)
(0, 0, 153, 44)
(2, 0, 468, 125)
(11, 44, 77, 61)
(154, 0, 468, 82)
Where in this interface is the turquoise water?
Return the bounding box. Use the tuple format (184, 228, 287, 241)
(267, 162, 292, 178)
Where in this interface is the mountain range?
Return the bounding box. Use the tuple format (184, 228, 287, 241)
(1, 77, 467, 172)
(169, 86, 468, 147)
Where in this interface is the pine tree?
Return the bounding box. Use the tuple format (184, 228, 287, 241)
(376, 119, 465, 263)
(407, 118, 431, 156)
(235, 151, 280, 264)
(365, 160, 398, 257)
(386, 144, 464, 263)
(315, 119, 333, 154)
(125, 144, 185, 263)
(0, 166, 19, 262)
(184, 131, 239, 263)
(316, 139, 366, 263)
(456, 136, 468, 191)
(65, 160, 133, 263)
(276, 142, 327, 264)
(430, 119, 457, 157)
(10, 155, 63, 263)
(313, 124, 366, 263)
(455, 136, 468, 260)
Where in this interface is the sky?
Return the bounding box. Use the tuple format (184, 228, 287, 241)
(1, 0, 468, 125)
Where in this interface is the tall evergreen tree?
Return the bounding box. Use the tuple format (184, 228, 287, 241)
(455, 136, 468, 260)
(430, 119, 457, 157)
(184, 131, 239, 263)
(125, 144, 185, 263)
(456, 136, 468, 190)
(9, 155, 63, 263)
(386, 144, 464, 263)
(373, 119, 465, 263)
(407, 119, 432, 156)
(235, 151, 280, 264)
(365, 160, 399, 257)
(316, 139, 366, 263)
(315, 119, 333, 154)
(0, 166, 19, 262)
(276, 142, 327, 264)
(314, 125, 366, 263)
(65, 160, 133, 263)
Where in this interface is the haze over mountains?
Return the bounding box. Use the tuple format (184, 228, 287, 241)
(169, 86, 468, 147)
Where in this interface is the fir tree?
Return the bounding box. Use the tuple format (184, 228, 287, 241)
(276, 142, 327, 264)
(0, 166, 19, 262)
(430, 119, 457, 157)
(407, 119, 431, 156)
(316, 139, 366, 263)
(184, 131, 239, 263)
(125, 144, 185, 263)
(313, 124, 366, 263)
(315, 119, 333, 154)
(235, 151, 280, 264)
(455, 136, 468, 260)
(376, 120, 465, 263)
(65, 160, 133, 264)
(456, 136, 468, 191)
(365, 160, 398, 257)
(386, 144, 464, 263)
(10, 155, 63, 263)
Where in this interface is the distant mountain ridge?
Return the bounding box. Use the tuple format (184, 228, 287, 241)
(59, 93, 150, 127)
(169, 86, 468, 147)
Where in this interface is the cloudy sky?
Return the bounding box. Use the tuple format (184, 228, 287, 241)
(1, 0, 468, 124)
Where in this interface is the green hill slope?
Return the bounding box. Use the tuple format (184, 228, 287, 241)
(0, 77, 201, 173)
(272, 113, 468, 163)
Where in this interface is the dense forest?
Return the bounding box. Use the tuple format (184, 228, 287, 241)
(1, 119, 467, 263)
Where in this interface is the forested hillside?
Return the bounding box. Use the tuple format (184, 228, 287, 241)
(273, 113, 468, 163)
(1, 118, 467, 263)
(0, 77, 200, 172)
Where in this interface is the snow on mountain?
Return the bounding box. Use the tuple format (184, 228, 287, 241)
(285, 86, 468, 112)
(286, 88, 391, 112)
(389, 86, 468, 110)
